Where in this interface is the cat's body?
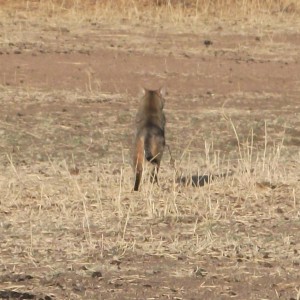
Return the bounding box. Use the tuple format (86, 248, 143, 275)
(132, 88, 166, 191)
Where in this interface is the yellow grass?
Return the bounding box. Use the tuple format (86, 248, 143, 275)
(1, 0, 300, 24)
(0, 1, 299, 298)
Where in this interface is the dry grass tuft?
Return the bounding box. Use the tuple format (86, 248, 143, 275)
(1, 0, 300, 26)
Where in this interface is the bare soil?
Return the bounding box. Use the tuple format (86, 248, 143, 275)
(0, 11, 299, 300)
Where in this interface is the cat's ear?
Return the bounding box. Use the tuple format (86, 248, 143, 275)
(139, 86, 146, 97)
(159, 86, 166, 97)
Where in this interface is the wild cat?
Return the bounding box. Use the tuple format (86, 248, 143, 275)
(132, 87, 166, 191)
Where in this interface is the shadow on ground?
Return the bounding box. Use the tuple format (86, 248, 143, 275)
(176, 172, 233, 187)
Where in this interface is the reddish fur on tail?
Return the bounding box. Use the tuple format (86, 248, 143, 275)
(133, 137, 144, 191)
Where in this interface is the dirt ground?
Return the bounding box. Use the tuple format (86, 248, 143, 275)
(0, 7, 299, 300)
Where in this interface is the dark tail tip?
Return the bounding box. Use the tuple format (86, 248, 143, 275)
(134, 173, 141, 191)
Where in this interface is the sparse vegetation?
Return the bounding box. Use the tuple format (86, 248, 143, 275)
(0, 1, 299, 299)
(1, 0, 300, 24)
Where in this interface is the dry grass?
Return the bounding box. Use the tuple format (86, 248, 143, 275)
(1, 0, 300, 25)
(0, 73, 299, 299)
(0, 2, 299, 298)
(1, 86, 299, 298)
(0, 87, 299, 260)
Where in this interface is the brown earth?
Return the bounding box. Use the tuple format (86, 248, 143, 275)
(0, 10, 299, 300)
